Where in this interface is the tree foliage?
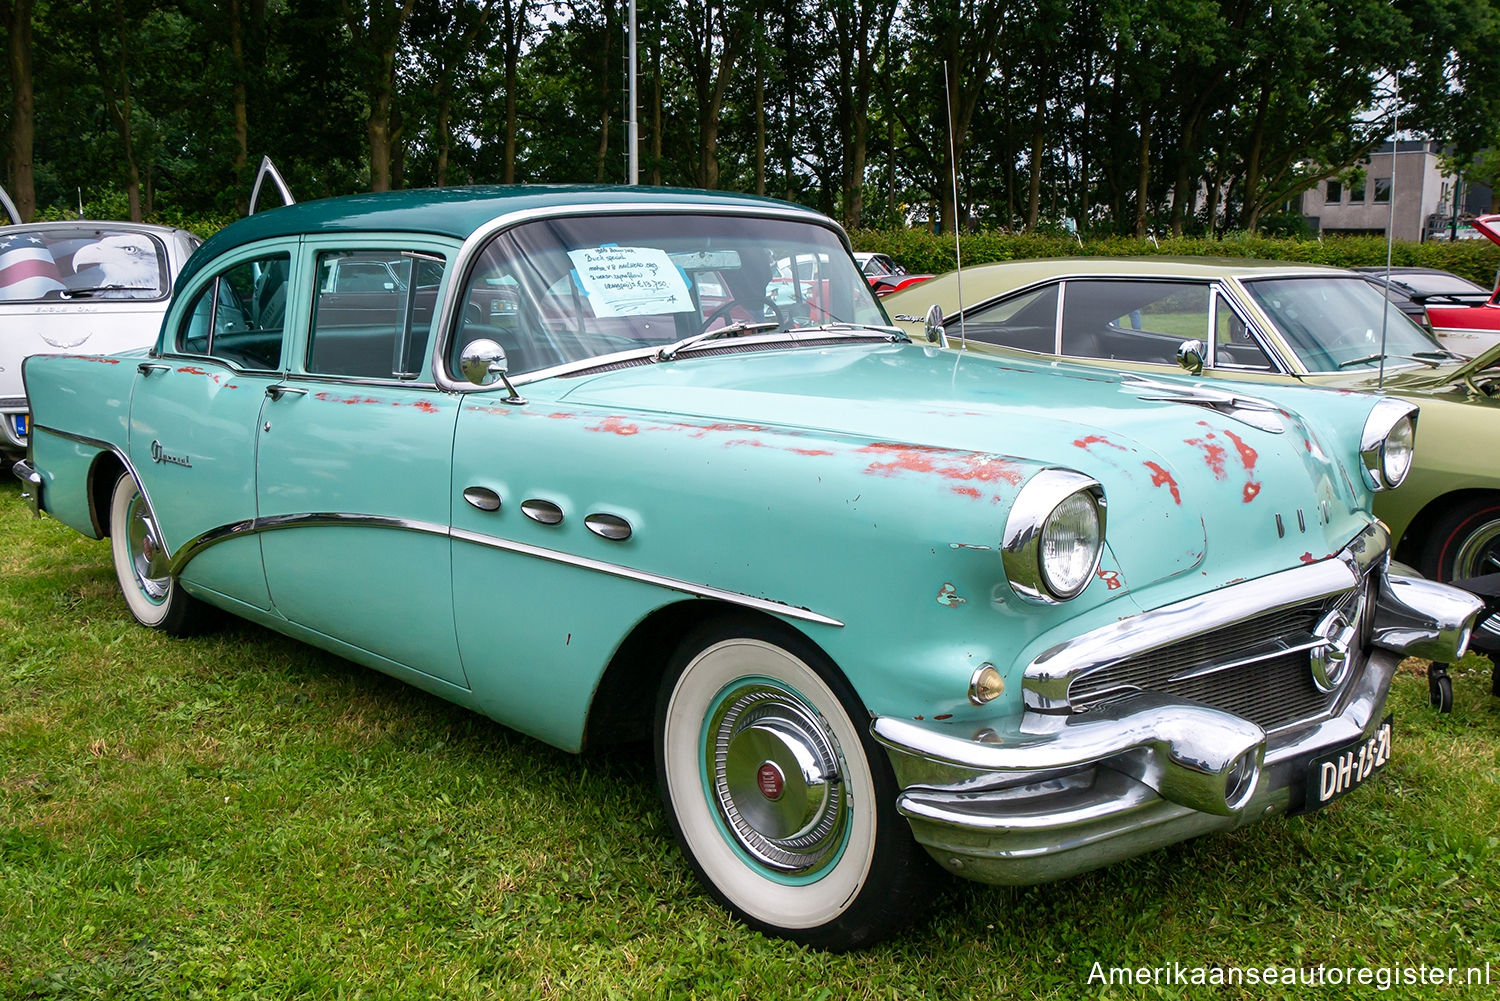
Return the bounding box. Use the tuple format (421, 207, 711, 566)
(1, 0, 1496, 233)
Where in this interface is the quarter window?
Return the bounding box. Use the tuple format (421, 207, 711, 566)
(307, 250, 445, 379)
(1212, 292, 1273, 370)
(175, 252, 289, 369)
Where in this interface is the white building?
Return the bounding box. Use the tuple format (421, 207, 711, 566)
(1301, 140, 1462, 242)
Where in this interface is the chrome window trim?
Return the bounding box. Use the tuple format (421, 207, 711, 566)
(1023, 522, 1389, 712)
(430, 202, 860, 395)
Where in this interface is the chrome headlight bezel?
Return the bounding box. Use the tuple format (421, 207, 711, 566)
(1358, 398, 1419, 491)
(1002, 469, 1107, 604)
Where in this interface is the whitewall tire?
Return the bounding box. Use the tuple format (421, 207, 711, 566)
(654, 616, 930, 950)
(108, 472, 210, 635)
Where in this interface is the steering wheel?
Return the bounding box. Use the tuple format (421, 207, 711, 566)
(698, 298, 788, 334)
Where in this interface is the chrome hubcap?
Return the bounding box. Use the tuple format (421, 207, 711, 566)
(707, 683, 846, 875)
(1453, 519, 1500, 639)
(1454, 519, 1500, 578)
(126, 493, 170, 601)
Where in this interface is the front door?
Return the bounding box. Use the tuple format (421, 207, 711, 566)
(254, 241, 468, 688)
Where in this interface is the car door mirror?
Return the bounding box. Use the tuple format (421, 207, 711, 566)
(924, 304, 950, 348)
(1177, 339, 1205, 376)
(460, 338, 509, 386)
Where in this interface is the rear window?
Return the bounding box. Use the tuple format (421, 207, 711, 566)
(0, 226, 169, 303)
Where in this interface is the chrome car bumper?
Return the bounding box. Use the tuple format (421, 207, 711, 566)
(1, 399, 27, 452)
(872, 541, 1485, 886)
(12, 458, 43, 517)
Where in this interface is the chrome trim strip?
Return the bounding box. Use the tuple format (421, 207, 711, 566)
(1023, 523, 1388, 711)
(165, 510, 845, 628)
(32, 423, 155, 543)
(431, 201, 857, 395)
(449, 526, 844, 627)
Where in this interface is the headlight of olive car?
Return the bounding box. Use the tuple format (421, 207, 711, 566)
(1002, 470, 1107, 603)
(1358, 398, 1419, 491)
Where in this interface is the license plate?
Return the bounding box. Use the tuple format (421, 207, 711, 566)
(1307, 714, 1393, 809)
(10, 413, 26, 439)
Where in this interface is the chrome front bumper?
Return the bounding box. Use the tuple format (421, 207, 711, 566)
(873, 549, 1485, 886)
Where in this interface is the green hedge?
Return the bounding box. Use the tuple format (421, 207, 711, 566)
(850, 229, 1500, 288)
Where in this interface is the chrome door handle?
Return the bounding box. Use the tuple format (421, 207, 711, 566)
(137, 362, 171, 375)
(265, 385, 308, 400)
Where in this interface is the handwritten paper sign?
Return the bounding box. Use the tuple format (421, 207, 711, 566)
(567, 246, 695, 317)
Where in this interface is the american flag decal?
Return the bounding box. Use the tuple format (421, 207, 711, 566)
(0, 232, 65, 300)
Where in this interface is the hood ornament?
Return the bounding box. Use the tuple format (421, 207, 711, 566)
(1121, 375, 1285, 434)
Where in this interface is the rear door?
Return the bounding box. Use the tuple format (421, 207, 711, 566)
(127, 243, 295, 610)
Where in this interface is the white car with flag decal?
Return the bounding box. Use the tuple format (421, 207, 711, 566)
(0, 213, 200, 458)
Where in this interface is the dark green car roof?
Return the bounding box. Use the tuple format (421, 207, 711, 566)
(183, 185, 827, 290)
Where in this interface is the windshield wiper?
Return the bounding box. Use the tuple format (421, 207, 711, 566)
(58, 285, 155, 298)
(656, 321, 780, 361)
(786, 322, 909, 341)
(1337, 352, 1442, 369)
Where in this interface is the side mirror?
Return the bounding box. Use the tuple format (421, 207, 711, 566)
(459, 338, 527, 405)
(460, 338, 508, 386)
(1177, 339, 1205, 376)
(924, 304, 950, 349)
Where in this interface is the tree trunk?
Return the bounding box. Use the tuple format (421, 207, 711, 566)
(1026, 100, 1043, 230)
(5, 0, 35, 221)
(1242, 83, 1271, 231)
(1133, 107, 1150, 237)
(753, 56, 765, 196)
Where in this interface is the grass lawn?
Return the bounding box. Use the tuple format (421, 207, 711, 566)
(2, 476, 1498, 999)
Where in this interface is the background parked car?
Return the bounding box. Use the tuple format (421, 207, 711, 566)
(14, 189, 1478, 949)
(887, 257, 1500, 594)
(1355, 265, 1500, 359)
(852, 251, 933, 297)
(0, 217, 199, 459)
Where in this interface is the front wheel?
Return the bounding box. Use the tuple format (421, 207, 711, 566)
(654, 617, 931, 950)
(1417, 497, 1500, 581)
(108, 472, 211, 634)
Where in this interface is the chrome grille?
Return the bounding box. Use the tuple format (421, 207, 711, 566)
(1068, 574, 1376, 732)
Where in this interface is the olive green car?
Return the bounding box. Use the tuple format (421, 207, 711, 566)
(887, 257, 1500, 585)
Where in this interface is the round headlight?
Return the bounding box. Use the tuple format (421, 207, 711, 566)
(1359, 398, 1419, 491)
(1040, 491, 1102, 599)
(1381, 415, 1414, 488)
(1002, 470, 1107, 603)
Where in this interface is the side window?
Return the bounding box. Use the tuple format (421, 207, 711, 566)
(307, 250, 445, 379)
(1212, 292, 1274, 371)
(174, 252, 289, 369)
(962, 285, 1059, 353)
(1061, 281, 1209, 363)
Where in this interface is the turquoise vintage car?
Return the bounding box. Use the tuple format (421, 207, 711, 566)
(12, 188, 1484, 950)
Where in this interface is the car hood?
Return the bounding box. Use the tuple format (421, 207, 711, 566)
(1342, 341, 1500, 393)
(552, 343, 1373, 599)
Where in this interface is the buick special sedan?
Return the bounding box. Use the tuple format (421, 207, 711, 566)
(13, 189, 1483, 949)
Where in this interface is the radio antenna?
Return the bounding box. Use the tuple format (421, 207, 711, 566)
(1378, 71, 1399, 390)
(943, 60, 966, 347)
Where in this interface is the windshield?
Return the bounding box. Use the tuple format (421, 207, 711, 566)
(0, 226, 169, 302)
(1242, 276, 1451, 373)
(456, 212, 887, 377)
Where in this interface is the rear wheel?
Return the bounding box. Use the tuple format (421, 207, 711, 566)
(108, 472, 211, 634)
(654, 616, 931, 951)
